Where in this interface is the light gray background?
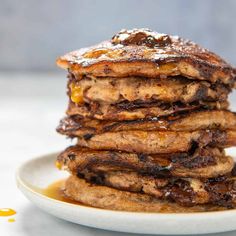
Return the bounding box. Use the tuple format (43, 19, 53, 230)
(1, 0, 236, 72)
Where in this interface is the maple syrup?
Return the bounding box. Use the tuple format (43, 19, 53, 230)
(0, 208, 16, 217)
(41, 179, 80, 205)
(8, 218, 15, 223)
(70, 83, 84, 104)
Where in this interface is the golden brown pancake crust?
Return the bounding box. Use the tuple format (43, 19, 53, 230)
(57, 29, 236, 86)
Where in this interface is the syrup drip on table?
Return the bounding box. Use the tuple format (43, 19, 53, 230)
(0, 208, 16, 223)
(0, 208, 16, 217)
(8, 218, 15, 223)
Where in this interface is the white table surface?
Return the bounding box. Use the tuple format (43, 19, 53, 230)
(1, 72, 236, 236)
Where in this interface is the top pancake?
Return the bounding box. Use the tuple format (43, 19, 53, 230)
(57, 28, 236, 86)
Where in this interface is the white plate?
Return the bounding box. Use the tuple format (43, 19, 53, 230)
(16, 152, 236, 235)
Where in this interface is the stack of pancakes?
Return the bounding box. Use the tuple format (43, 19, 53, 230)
(56, 29, 236, 212)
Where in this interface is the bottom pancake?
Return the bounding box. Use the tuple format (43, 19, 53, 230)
(64, 175, 228, 213)
(78, 170, 236, 208)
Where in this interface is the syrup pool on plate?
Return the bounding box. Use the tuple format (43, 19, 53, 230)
(40, 179, 80, 205)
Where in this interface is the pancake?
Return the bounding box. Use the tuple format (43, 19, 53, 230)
(57, 146, 234, 178)
(80, 171, 236, 207)
(76, 130, 236, 154)
(57, 29, 236, 86)
(57, 110, 236, 137)
(67, 99, 228, 121)
(64, 175, 236, 210)
(68, 76, 229, 105)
